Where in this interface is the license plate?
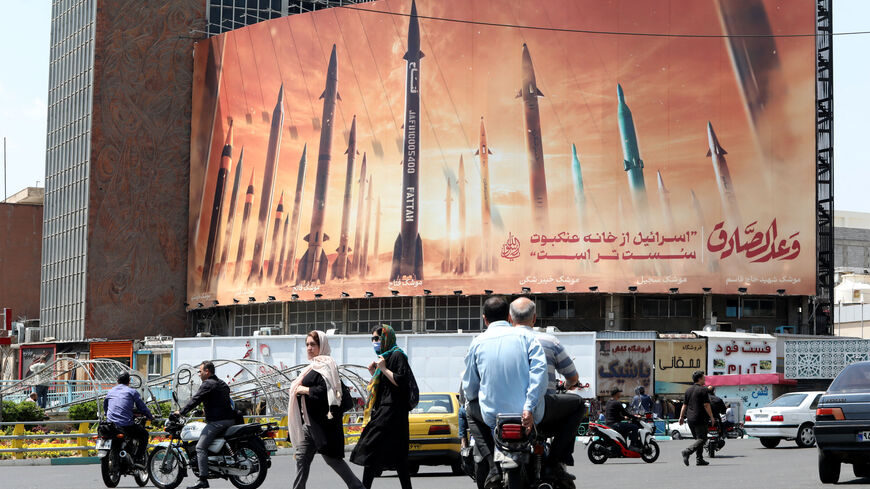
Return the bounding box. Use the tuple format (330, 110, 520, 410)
(409, 443, 422, 451)
(95, 439, 111, 450)
(264, 439, 278, 451)
(857, 431, 870, 442)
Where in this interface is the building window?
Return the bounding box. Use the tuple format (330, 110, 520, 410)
(638, 298, 692, 318)
(147, 354, 162, 381)
(741, 298, 776, 318)
(233, 303, 283, 336)
(348, 297, 413, 334)
(424, 296, 484, 332)
(287, 300, 343, 334)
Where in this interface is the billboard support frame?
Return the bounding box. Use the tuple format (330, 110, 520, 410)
(815, 0, 834, 335)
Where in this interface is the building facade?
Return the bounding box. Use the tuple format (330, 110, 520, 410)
(0, 189, 44, 320)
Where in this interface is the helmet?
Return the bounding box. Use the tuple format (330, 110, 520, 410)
(635, 386, 645, 395)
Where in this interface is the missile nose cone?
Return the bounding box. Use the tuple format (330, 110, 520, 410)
(300, 142, 308, 160)
(617, 83, 625, 104)
(247, 169, 255, 190)
(327, 44, 338, 77)
(657, 170, 665, 189)
(277, 83, 284, 103)
(278, 190, 285, 206)
(572, 143, 578, 158)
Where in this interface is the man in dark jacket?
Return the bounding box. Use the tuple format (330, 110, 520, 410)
(604, 388, 641, 451)
(707, 385, 727, 422)
(174, 361, 236, 489)
(678, 370, 715, 466)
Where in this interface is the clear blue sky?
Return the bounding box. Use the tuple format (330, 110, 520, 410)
(0, 1, 867, 212)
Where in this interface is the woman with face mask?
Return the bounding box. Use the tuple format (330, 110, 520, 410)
(350, 325, 414, 489)
(288, 331, 364, 489)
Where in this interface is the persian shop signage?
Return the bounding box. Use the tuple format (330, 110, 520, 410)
(707, 337, 775, 376)
(654, 340, 706, 392)
(596, 340, 653, 396)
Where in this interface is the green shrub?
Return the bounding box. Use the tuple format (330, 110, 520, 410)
(68, 400, 99, 420)
(154, 401, 173, 418)
(14, 401, 44, 422)
(1, 400, 20, 422)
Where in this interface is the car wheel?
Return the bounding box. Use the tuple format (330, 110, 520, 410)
(796, 423, 816, 448)
(819, 450, 841, 484)
(854, 463, 870, 479)
(760, 437, 780, 449)
(670, 430, 682, 440)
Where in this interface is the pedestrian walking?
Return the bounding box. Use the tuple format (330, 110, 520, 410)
(289, 330, 364, 489)
(679, 370, 715, 466)
(350, 325, 416, 489)
(29, 355, 51, 408)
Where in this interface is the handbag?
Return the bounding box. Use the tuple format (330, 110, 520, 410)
(339, 381, 354, 414)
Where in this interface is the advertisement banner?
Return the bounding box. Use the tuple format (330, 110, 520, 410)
(596, 340, 653, 397)
(654, 339, 706, 394)
(706, 335, 776, 376)
(188, 0, 816, 305)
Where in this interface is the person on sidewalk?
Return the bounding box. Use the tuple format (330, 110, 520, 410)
(679, 370, 715, 466)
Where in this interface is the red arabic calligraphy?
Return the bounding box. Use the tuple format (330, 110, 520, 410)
(706, 219, 800, 262)
(501, 233, 520, 261)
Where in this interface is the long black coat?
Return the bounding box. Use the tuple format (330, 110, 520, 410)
(350, 352, 411, 470)
(298, 369, 346, 459)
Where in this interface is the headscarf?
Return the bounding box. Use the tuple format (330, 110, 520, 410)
(363, 324, 406, 423)
(287, 331, 344, 449)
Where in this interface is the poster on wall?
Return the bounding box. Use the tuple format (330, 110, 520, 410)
(654, 339, 706, 394)
(19, 345, 55, 381)
(187, 0, 816, 305)
(596, 340, 653, 397)
(706, 334, 776, 376)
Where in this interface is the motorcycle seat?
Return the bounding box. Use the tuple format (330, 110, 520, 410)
(224, 423, 261, 438)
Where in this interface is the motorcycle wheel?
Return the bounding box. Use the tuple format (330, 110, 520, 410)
(229, 442, 269, 489)
(100, 452, 121, 488)
(587, 440, 608, 464)
(706, 442, 716, 459)
(134, 468, 149, 487)
(503, 467, 525, 489)
(148, 447, 184, 489)
(641, 440, 660, 463)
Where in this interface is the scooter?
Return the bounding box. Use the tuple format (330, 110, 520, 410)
(706, 423, 727, 458)
(488, 413, 575, 489)
(96, 415, 149, 487)
(585, 413, 660, 464)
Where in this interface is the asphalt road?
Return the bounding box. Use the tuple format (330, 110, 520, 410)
(3, 439, 867, 488)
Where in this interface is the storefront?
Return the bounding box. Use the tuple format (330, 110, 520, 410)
(89, 340, 134, 367)
(595, 339, 653, 398)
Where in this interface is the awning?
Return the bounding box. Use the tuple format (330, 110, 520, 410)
(705, 373, 796, 387)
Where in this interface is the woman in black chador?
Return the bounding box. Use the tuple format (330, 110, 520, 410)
(350, 324, 414, 489)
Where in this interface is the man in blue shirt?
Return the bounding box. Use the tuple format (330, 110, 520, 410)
(104, 372, 153, 465)
(463, 295, 548, 488)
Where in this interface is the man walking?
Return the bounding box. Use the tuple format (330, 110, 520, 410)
(679, 370, 715, 466)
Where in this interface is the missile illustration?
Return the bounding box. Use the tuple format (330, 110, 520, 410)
(390, 0, 425, 281)
(372, 197, 381, 274)
(275, 214, 290, 285)
(691, 189, 717, 272)
(248, 85, 285, 283)
(332, 115, 358, 279)
(517, 43, 550, 230)
(475, 116, 495, 273)
(360, 177, 373, 277)
(298, 45, 340, 284)
(570, 143, 586, 228)
(617, 84, 648, 206)
(233, 170, 256, 283)
(201, 120, 234, 292)
(350, 154, 367, 277)
(441, 174, 453, 274)
(282, 145, 308, 285)
(454, 156, 469, 275)
(266, 191, 284, 279)
(656, 171, 676, 233)
(218, 147, 244, 282)
(706, 122, 742, 224)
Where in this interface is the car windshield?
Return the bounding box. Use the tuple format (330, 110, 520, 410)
(828, 363, 870, 394)
(411, 394, 454, 414)
(765, 393, 806, 408)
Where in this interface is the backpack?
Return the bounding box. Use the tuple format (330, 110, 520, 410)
(407, 369, 420, 411)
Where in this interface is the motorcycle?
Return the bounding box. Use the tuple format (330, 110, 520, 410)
(489, 413, 575, 489)
(148, 413, 279, 489)
(585, 413, 660, 464)
(705, 424, 727, 458)
(723, 422, 745, 439)
(96, 415, 150, 487)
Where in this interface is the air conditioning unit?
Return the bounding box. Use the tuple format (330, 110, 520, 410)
(25, 327, 42, 343)
(253, 327, 278, 336)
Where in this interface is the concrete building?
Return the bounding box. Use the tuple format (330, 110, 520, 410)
(0, 188, 44, 320)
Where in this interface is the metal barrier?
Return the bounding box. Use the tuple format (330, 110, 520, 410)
(0, 413, 365, 459)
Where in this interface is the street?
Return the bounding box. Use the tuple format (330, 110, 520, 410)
(2, 440, 864, 488)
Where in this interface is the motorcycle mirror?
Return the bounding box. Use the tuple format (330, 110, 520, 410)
(172, 391, 179, 408)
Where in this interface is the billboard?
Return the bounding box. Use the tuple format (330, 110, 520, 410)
(596, 340, 653, 397)
(654, 339, 706, 394)
(704, 333, 776, 376)
(188, 0, 816, 305)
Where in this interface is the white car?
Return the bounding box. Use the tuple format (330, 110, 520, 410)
(744, 391, 825, 448)
(668, 421, 693, 440)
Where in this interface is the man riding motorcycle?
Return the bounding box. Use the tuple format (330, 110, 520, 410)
(604, 388, 641, 452)
(103, 372, 154, 466)
(463, 296, 548, 489)
(707, 385, 727, 424)
(630, 386, 653, 415)
(173, 361, 237, 489)
(509, 297, 583, 481)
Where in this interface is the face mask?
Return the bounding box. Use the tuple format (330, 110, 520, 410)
(372, 341, 381, 355)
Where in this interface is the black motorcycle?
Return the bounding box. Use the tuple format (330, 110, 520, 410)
(488, 413, 575, 489)
(147, 413, 279, 489)
(96, 416, 150, 487)
(705, 424, 726, 458)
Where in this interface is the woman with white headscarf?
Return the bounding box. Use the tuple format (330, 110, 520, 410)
(289, 330, 364, 489)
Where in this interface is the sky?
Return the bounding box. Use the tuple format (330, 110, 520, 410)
(0, 0, 866, 216)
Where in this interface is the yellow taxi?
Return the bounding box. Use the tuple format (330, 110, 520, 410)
(408, 392, 463, 475)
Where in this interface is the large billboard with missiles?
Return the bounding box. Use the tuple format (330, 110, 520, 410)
(187, 0, 816, 306)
